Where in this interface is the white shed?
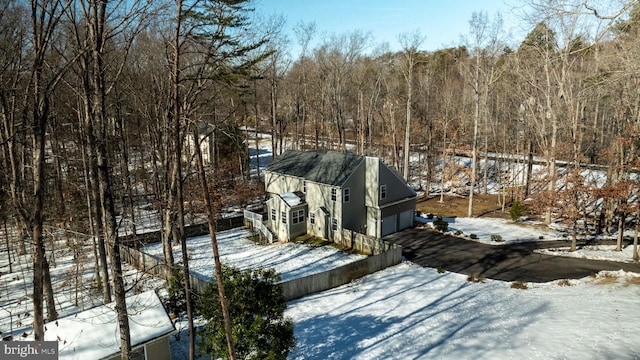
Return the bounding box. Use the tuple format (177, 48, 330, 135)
(43, 290, 175, 360)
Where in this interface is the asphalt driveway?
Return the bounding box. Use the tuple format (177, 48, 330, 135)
(384, 228, 640, 283)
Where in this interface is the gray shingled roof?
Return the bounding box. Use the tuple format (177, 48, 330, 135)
(266, 150, 364, 186)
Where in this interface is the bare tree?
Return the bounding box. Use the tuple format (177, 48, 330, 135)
(462, 11, 503, 217)
(397, 30, 426, 182)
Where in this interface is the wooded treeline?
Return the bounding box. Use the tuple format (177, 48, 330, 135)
(0, 0, 639, 359)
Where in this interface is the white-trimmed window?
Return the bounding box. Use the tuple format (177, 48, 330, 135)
(310, 213, 315, 224)
(281, 211, 287, 224)
(331, 188, 337, 201)
(271, 208, 276, 221)
(343, 188, 350, 203)
(332, 218, 338, 231)
(380, 185, 387, 200)
(292, 209, 305, 224)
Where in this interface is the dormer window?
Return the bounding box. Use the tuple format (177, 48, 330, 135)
(380, 185, 387, 200)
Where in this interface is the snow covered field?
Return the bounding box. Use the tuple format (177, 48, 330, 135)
(417, 215, 565, 243)
(286, 262, 640, 360)
(142, 227, 366, 282)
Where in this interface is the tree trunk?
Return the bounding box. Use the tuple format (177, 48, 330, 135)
(90, 1, 132, 356)
(403, 62, 413, 181)
(192, 127, 237, 360)
(43, 256, 57, 321)
(31, 108, 47, 340)
(468, 70, 480, 218)
(172, 3, 194, 357)
(633, 218, 638, 261)
(81, 101, 111, 303)
(616, 212, 625, 252)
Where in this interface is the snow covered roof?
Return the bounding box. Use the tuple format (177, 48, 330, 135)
(43, 290, 174, 360)
(280, 192, 304, 207)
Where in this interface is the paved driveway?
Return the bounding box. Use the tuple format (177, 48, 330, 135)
(384, 228, 640, 283)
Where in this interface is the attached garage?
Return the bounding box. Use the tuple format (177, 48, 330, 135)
(381, 214, 397, 237)
(399, 209, 414, 230)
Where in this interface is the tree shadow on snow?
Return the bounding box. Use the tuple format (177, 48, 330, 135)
(288, 274, 550, 360)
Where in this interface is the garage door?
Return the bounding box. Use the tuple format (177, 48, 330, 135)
(381, 215, 397, 237)
(399, 210, 414, 230)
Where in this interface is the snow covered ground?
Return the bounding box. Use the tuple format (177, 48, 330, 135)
(417, 215, 565, 243)
(286, 262, 640, 360)
(157, 217, 640, 360)
(142, 227, 366, 282)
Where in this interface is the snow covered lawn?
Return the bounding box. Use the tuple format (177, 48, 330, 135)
(417, 215, 564, 244)
(286, 262, 640, 360)
(537, 245, 639, 263)
(142, 227, 366, 282)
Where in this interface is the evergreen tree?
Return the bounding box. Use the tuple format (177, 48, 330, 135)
(197, 266, 295, 360)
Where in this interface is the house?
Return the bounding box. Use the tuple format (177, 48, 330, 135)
(264, 150, 416, 242)
(184, 123, 215, 165)
(43, 290, 175, 360)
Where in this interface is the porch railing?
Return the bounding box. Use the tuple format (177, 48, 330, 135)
(243, 210, 273, 244)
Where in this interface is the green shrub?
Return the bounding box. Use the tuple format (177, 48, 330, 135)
(433, 218, 448, 232)
(509, 200, 525, 221)
(511, 281, 528, 290)
(469, 233, 478, 239)
(490, 234, 503, 242)
(437, 266, 445, 274)
(454, 230, 463, 236)
(166, 269, 195, 318)
(197, 266, 295, 360)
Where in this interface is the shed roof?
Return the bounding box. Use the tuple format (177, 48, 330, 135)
(44, 290, 174, 360)
(266, 150, 363, 186)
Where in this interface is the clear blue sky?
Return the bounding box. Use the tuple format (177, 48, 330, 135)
(254, 0, 528, 55)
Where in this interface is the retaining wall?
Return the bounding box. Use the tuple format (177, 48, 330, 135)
(279, 243, 402, 301)
(338, 229, 397, 255)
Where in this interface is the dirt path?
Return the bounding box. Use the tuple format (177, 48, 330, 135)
(384, 228, 640, 283)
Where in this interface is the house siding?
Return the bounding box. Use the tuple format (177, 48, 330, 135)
(266, 195, 307, 241)
(364, 157, 379, 208)
(305, 182, 342, 241)
(264, 171, 305, 195)
(264, 151, 416, 242)
(378, 162, 416, 205)
(341, 161, 366, 233)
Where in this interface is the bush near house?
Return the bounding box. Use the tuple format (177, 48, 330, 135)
(197, 266, 295, 360)
(433, 218, 449, 232)
(490, 234, 503, 242)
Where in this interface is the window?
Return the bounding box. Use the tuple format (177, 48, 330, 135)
(271, 208, 276, 221)
(332, 218, 338, 231)
(303, 180, 306, 193)
(281, 211, 287, 224)
(130, 348, 145, 360)
(310, 213, 315, 224)
(331, 188, 337, 201)
(380, 185, 387, 200)
(343, 188, 350, 203)
(292, 209, 305, 224)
